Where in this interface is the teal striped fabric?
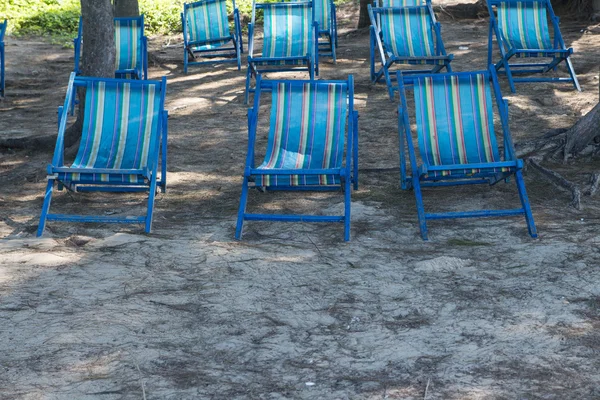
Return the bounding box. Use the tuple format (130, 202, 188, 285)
(115, 18, 143, 73)
(257, 82, 347, 187)
(413, 74, 506, 177)
(186, 0, 232, 50)
(314, 0, 331, 31)
(381, 0, 424, 6)
(261, 4, 311, 60)
(379, 7, 437, 60)
(497, 1, 552, 50)
(61, 81, 162, 184)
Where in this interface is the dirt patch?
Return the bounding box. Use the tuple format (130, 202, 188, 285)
(2, 4, 600, 399)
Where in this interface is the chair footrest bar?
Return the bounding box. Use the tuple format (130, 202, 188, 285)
(244, 213, 344, 223)
(425, 208, 525, 220)
(260, 185, 341, 192)
(46, 214, 146, 224)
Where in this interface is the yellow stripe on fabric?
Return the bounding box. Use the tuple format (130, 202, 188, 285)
(140, 84, 155, 168)
(532, 2, 544, 49)
(216, 0, 225, 39)
(87, 82, 106, 167)
(202, 3, 210, 40)
(517, 3, 527, 49)
(404, 10, 415, 57)
(115, 24, 122, 69)
(269, 9, 277, 57)
(420, 9, 432, 56)
(450, 76, 466, 164)
(387, 13, 398, 57)
(424, 77, 440, 165)
(130, 21, 138, 68)
(113, 83, 130, 169)
(476, 74, 494, 162)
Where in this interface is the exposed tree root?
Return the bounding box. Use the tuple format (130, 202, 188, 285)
(586, 173, 600, 196)
(527, 158, 582, 210)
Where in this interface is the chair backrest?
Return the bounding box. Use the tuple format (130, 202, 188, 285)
(380, 0, 425, 7)
(259, 2, 313, 58)
(492, 0, 553, 50)
(114, 16, 145, 72)
(411, 72, 501, 167)
(72, 78, 164, 172)
(184, 0, 232, 45)
(261, 80, 348, 184)
(377, 6, 435, 57)
(313, 0, 332, 31)
(0, 19, 6, 41)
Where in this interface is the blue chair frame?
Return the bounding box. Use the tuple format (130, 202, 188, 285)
(397, 68, 537, 240)
(245, 0, 319, 104)
(0, 20, 6, 98)
(37, 73, 168, 237)
(236, 75, 359, 241)
(369, 0, 453, 101)
(487, 0, 580, 92)
(74, 15, 148, 80)
(181, 0, 244, 72)
(314, 0, 338, 62)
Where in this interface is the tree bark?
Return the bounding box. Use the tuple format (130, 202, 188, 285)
(358, 0, 371, 29)
(563, 102, 600, 160)
(114, 0, 140, 18)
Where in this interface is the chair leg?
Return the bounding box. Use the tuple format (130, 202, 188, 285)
(344, 177, 351, 241)
(503, 59, 517, 93)
(145, 176, 158, 234)
(37, 179, 55, 237)
(399, 129, 408, 190)
(331, 33, 336, 65)
(235, 177, 250, 240)
(369, 31, 376, 82)
(244, 67, 252, 104)
(515, 170, 538, 238)
(412, 176, 428, 240)
(565, 57, 581, 92)
(383, 66, 394, 101)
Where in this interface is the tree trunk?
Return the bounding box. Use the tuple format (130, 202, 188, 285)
(63, 0, 116, 148)
(114, 0, 140, 18)
(563, 102, 600, 160)
(358, 0, 371, 29)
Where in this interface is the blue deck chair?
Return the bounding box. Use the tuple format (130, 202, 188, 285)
(245, 0, 319, 104)
(368, 0, 453, 101)
(236, 76, 359, 241)
(314, 0, 337, 62)
(487, 0, 580, 92)
(74, 15, 148, 80)
(37, 73, 168, 237)
(397, 68, 537, 240)
(0, 20, 6, 98)
(181, 0, 243, 72)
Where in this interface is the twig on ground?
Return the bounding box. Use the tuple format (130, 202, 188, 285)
(527, 158, 582, 210)
(133, 358, 147, 400)
(424, 377, 431, 400)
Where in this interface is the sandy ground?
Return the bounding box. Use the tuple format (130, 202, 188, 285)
(1, 3, 600, 399)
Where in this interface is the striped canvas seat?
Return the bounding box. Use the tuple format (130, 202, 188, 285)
(59, 80, 161, 185)
(236, 77, 358, 241)
(413, 73, 511, 178)
(379, 8, 438, 61)
(181, 0, 243, 72)
(74, 16, 147, 80)
(487, 0, 580, 92)
(185, 0, 232, 50)
(0, 20, 6, 98)
(245, 1, 318, 103)
(397, 69, 537, 240)
(257, 4, 311, 62)
(381, 0, 424, 6)
(256, 81, 347, 187)
(368, 1, 453, 100)
(37, 74, 168, 237)
(497, 2, 553, 51)
(114, 17, 144, 77)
